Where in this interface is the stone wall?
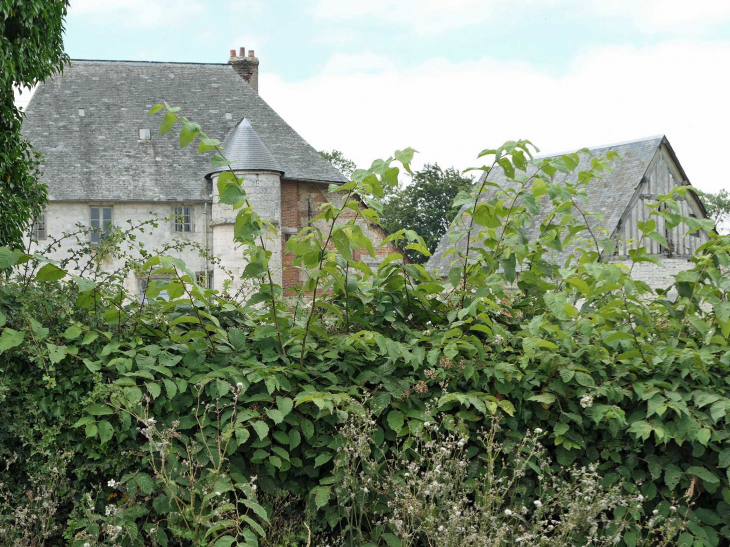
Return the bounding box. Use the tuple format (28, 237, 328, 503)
(28, 176, 398, 299)
(26, 201, 212, 296)
(616, 257, 695, 292)
(211, 171, 282, 292)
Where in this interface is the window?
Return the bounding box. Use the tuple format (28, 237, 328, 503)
(78, 109, 85, 117)
(32, 211, 47, 240)
(174, 206, 193, 233)
(196, 271, 213, 289)
(90, 206, 113, 245)
(225, 113, 233, 120)
(138, 276, 171, 303)
(138, 128, 151, 140)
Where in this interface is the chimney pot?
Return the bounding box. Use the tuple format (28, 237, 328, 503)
(229, 48, 260, 93)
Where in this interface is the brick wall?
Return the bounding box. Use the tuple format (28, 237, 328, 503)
(282, 181, 399, 287)
(281, 180, 300, 289)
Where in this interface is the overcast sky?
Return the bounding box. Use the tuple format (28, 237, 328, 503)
(15, 0, 730, 193)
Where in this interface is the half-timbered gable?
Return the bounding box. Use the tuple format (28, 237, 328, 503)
(428, 136, 711, 290)
(614, 140, 709, 258)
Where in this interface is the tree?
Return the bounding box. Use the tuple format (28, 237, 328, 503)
(1, 1, 69, 249)
(698, 189, 730, 234)
(380, 164, 473, 263)
(320, 149, 356, 180)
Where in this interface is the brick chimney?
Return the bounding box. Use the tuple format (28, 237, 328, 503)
(229, 47, 259, 93)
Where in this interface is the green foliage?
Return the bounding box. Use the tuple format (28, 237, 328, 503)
(380, 163, 474, 263)
(320, 149, 357, 180)
(0, 0, 69, 248)
(699, 189, 730, 234)
(1, 105, 730, 545)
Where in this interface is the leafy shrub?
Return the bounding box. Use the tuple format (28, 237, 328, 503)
(329, 409, 689, 546)
(0, 104, 729, 546)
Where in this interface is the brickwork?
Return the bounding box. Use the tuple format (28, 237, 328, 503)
(291, 182, 399, 285)
(229, 49, 260, 93)
(281, 180, 300, 289)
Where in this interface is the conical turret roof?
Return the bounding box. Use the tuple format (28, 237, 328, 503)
(207, 117, 283, 176)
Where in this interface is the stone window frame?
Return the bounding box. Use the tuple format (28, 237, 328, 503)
(173, 205, 194, 233)
(32, 210, 47, 241)
(90, 206, 113, 245)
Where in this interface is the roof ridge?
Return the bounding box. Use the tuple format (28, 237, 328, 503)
(69, 59, 230, 66)
(532, 134, 665, 160)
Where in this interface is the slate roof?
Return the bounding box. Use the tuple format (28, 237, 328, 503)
(207, 118, 283, 176)
(428, 136, 670, 276)
(21, 60, 346, 202)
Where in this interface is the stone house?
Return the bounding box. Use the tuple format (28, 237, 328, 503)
(21, 48, 396, 297)
(428, 136, 711, 289)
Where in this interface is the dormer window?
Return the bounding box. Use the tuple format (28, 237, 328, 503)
(138, 128, 151, 140)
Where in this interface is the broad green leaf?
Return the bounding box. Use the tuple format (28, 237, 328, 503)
(98, 420, 113, 445)
(276, 396, 293, 417)
(0, 328, 24, 352)
(36, 263, 66, 282)
(46, 343, 67, 364)
(163, 379, 177, 399)
(315, 453, 332, 468)
(228, 328, 246, 351)
(528, 393, 556, 404)
(86, 404, 114, 416)
(62, 325, 83, 340)
(159, 112, 177, 134)
(387, 410, 404, 432)
(252, 420, 269, 440)
(687, 466, 720, 484)
(136, 473, 156, 495)
(313, 485, 331, 509)
(266, 409, 285, 424)
(146, 382, 162, 399)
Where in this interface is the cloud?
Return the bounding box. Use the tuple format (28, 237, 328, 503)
(594, 0, 730, 31)
(320, 53, 397, 75)
(13, 86, 36, 112)
(307, 0, 503, 33)
(69, 0, 206, 28)
(260, 43, 730, 193)
(228, 34, 270, 56)
(307, 0, 730, 33)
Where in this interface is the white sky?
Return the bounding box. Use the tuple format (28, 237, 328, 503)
(15, 0, 730, 197)
(261, 41, 730, 193)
